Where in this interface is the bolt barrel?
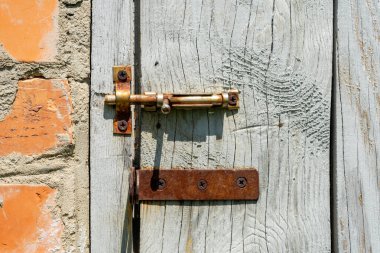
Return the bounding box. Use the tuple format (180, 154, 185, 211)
(105, 90, 239, 111)
(104, 95, 116, 105)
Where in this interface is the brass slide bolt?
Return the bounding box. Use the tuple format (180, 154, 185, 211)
(105, 89, 240, 113)
(105, 65, 239, 134)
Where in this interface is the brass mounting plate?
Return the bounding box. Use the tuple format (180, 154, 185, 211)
(113, 65, 132, 135)
(136, 169, 259, 201)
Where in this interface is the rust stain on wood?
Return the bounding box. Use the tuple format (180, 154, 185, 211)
(185, 236, 193, 253)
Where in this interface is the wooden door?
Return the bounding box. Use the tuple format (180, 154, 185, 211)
(138, 1, 332, 252)
(91, 0, 380, 252)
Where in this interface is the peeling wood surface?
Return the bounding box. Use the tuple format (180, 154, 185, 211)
(90, 0, 133, 252)
(139, 0, 332, 252)
(334, 0, 380, 252)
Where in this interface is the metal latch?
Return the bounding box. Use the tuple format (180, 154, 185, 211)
(104, 65, 240, 134)
(104, 66, 259, 202)
(134, 169, 259, 201)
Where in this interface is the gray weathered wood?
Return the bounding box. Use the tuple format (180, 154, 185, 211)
(334, 0, 380, 252)
(90, 0, 134, 252)
(139, 0, 332, 252)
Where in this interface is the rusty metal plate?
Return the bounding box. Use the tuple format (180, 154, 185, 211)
(137, 169, 259, 201)
(113, 65, 132, 134)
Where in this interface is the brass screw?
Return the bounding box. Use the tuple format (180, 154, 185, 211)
(117, 70, 128, 82)
(117, 120, 128, 131)
(161, 104, 171, 114)
(197, 179, 208, 191)
(161, 99, 171, 114)
(236, 177, 247, 188)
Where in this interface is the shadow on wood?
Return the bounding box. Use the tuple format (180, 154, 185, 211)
(141, 109, 236, 168)
(141, 200, 258, 207)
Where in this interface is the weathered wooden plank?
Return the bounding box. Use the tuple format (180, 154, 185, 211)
(90, 0, 134, 252)
(334, 0, 380, 252)
(139, 0, 332, 252)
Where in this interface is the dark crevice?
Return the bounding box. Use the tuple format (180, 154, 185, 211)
(132, 0, 142, 253)
(62, 0, 84, 8)
(88, 0, 92, 247)
(133, 0, 142, 169)
(0, 166, 65, 178)
(330, 0, 338, 252)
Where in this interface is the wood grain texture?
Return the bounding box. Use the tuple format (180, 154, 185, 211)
(90, 0, 134, 252)
(334, 0, 380, 252)
(139, 0, 332, 252)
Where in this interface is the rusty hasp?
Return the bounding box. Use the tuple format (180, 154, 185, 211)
(135, 169, 259, 201)
(104, 65, 239, 134)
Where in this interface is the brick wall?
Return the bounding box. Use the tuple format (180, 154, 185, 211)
(0, 0, 90, 252)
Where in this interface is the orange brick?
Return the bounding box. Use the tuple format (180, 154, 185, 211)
(0, 0, 58, 62)
(0, 79, 73, 156)
(0, 185, 63, 252)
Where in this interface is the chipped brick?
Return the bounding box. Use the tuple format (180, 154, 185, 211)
(0, 185, 63, 252)
(0, 0, 58, 62)
(0, 79, 73, 156)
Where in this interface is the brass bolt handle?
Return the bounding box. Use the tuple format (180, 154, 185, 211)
(105, 89, 239, 114)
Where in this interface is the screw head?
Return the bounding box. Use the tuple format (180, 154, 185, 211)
(161, 104, 171, 114)
(229, 94, 238, 106)
(157, 178, 166, 190)
(117, 70, 128, 82)
(197, 179, 208, 191)
(150, 178, 166, 191)
(117, 120, 128, 131)
(236, 177, 247, 188)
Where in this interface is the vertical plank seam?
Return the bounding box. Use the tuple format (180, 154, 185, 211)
(331, 0, 338, 251)
(133, 0, 142, 252)
(88, 0, 93, 248)
(264, 1, 276, 252)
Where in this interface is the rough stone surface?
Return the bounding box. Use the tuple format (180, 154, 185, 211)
(0, 0, 90, 251)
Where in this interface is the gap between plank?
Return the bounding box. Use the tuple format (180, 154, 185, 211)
(132, 0, 142, 252)
(330, 0, 338, 251)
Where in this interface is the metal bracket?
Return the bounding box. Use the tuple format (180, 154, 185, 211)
(105, 65, 240, 135)
(112, 66, 133, 134)
(132, 169, 259, 201)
